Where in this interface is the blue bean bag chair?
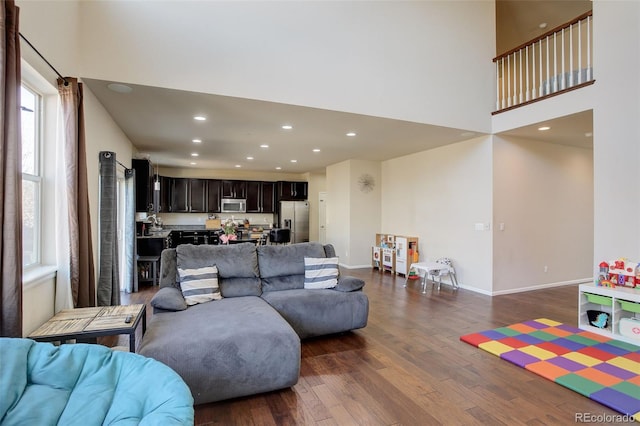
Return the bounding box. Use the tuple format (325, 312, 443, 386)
(0, 338, 194, 425)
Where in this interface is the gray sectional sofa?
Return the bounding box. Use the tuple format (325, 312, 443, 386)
(138, 242, 369, 405)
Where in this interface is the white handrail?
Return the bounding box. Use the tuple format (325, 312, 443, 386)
(494, 12, 593, 112)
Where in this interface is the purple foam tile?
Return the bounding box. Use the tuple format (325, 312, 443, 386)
(522, 320, 548, 329)
(548, 356, 588, 372)
(556, 323, 582, 333)
(481, 329, 512, 340)
(501, 350, 540, 367)
(516, 334, 545, 345)
(552, 337, 587, 351)
(593, 343, 631, 357)
(593, 363, 637, 380)
(590, 387, 640, 416)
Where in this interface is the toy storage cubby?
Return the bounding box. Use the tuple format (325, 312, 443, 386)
(578, 283, 640, 345)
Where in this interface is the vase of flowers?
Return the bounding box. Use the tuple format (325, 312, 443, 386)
(220, 218, 237, 244)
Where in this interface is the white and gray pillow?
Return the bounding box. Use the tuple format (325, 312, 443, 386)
(178, 265, 222, 305)
(304, 257, 339, 289)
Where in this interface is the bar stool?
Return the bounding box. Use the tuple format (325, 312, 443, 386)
(137, 255, 160, 286)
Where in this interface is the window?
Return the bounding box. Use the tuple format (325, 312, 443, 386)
(21, 84, 42, 268)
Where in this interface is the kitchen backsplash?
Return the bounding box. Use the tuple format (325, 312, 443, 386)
(136, 212, 275, 227)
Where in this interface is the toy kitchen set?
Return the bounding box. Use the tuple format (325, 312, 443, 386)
(371, 233, 419, 276)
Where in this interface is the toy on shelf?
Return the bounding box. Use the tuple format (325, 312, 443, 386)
(596, 261, 615, 288)
(596, 259, 640, 288)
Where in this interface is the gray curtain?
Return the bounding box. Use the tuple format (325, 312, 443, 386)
(58, 77, 95, 308)
(0, 0, 22, 337)
(124, 168, 137, 293)
(98, 151, 120, 306)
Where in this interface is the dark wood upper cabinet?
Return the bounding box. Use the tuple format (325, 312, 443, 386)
(170, 178, 189, 213)
(278, 181, 308, 201)
(189, 179, 207, 212)
(261, 181, 275, 213)
(246, 181, 276, 213)
(222, 180, 246, 199)
(246, 181, 261, 213)
(206, 180, 221, 213)
(132, 159, 153, 212)
(157, 175, 172, 213)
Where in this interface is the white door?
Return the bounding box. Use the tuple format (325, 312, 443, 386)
(318, 192, 327, 244)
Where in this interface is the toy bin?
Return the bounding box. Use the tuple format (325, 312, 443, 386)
(618, 299, 640, 314)
(584, 293, 613, 306)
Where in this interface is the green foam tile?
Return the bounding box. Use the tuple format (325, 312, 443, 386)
(494, 327, 522, 337)
(565, 334, 601, 346)
(612, 381, 640, 400)
(529, 331, 560, 342)
(555, 373, 605, 397)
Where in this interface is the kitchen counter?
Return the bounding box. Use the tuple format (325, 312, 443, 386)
(137, 230, 171, 239)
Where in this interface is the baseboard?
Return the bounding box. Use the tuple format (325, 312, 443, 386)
(339, 263, 372, 269)
(489, 277, 593, 296)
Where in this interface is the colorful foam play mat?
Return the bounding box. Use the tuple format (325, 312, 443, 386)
(460, 319, 640, 422)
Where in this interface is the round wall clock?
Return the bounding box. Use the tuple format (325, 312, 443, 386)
(358, 173, 375, 193)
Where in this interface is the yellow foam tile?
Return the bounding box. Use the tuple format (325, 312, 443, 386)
(519, 345, 557, 361)
(562, 351, 602, 367)
(478, 341, 515, 356)
(606, 357, 640, 375)
(534, 318, 562, 327)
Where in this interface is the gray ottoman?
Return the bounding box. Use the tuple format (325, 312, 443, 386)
(139, 296, 300, 404)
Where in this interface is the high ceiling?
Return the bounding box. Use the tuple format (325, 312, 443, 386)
(84, 0, 593, 173)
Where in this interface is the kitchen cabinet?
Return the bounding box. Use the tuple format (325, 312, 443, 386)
(169, 178, 208, 212)
(157, 175, 172, 213)
(278, 181, 308, 201)
(189, 179, 207, 212)
(170, 178, 189, 213)
(132, 159, 153, 212)
(222, 180, 246, 199)
(246, 181, 275, 213)
(207, 180, 222, 213)
(261, 181, 275, 213)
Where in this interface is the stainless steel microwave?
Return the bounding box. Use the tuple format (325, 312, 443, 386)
(221, 199, 246, 213)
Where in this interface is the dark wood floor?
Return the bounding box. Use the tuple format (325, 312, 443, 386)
(118, 269, 621, 426)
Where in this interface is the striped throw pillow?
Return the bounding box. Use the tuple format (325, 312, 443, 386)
(304, 257, 339, 289)
(178, 265, 222, 305)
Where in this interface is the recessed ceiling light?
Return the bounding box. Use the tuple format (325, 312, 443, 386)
(260, 144, 269, 148)
(235, 164, 241, 168)
(282, 125, 293, 130)
(190, 162, 196, 165)
(346, 132, 356, 137)
(275, 166, 282, 170)
(107, 83, 133, 94)
(193, 116, 206, 121)
(192, 139, 202, 143)
(290, 159, 297, 163)
(312, 148, 321, 153)
(538, 126, 551, 131)
(585, 132, 593, 137)
(191, 153, 199, 157)
(539, 22, 548, 29)
(246, 156, 254, 160)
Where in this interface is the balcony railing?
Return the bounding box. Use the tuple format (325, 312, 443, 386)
(494, 11, 594, 113)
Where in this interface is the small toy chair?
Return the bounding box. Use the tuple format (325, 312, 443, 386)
(428, 257, 459, 290)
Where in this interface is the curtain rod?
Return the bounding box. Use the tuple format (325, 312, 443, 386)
(19, 33, 69, 86)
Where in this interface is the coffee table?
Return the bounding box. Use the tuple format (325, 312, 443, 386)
(28, 304, 146, 353)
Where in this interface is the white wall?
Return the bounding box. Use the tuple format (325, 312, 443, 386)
(592, 0, 640, 263)
(326, 161, 350, 266)
(492, 136, 593, 294)
(326, 160, 381, 268)
(305, 172, 327, 242)
(381, 137, 494, 293)
(75, 0, 495, 133)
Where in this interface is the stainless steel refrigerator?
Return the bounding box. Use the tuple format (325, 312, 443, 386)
(279, 201, 309, 243)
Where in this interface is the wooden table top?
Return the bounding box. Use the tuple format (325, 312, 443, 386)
(28, 304, 145, 339)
